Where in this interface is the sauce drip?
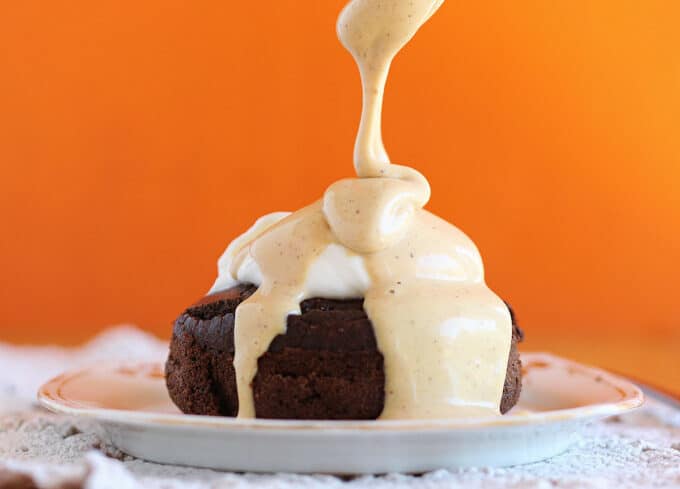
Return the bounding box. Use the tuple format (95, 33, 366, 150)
(227, 0, 512, 419)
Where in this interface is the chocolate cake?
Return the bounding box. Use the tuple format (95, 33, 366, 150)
(165, 284, 523, 419)
(165, 0, 526, 422)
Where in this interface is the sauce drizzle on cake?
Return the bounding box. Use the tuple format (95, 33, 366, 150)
(215, 0, 512, 419)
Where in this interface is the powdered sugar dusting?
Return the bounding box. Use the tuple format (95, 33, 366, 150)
(0, 327, 678, 489)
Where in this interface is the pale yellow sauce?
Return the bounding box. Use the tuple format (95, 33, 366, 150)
(230, 0, 512, 419)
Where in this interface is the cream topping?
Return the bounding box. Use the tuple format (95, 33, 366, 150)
(211, 212, 371, 299)
(210, 212, 290, 294)
(216, 0, 512, 419)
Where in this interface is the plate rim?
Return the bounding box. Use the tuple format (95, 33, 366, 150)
(37, 352, 644, 433)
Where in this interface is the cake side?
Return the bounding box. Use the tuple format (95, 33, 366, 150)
(165, 285, 523, 419)
(165, 284, 256, 416)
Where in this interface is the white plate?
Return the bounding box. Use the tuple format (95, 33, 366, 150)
(38, 352, 643, 474)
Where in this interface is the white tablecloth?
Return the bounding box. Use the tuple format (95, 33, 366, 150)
(1, 327, 679, 489)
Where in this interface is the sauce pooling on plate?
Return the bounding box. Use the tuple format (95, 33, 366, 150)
(215, 0, 512, 419)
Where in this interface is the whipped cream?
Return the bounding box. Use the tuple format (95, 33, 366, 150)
(210, 212, 371, 299)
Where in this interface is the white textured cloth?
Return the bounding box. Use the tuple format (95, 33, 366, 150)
(0, 327, 679, 489)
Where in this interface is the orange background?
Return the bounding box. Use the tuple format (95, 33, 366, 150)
(1, 2, 678, 386)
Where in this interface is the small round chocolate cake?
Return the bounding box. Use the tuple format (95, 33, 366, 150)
(165, 284, 523, 419)
(166, 0, 526, 422)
